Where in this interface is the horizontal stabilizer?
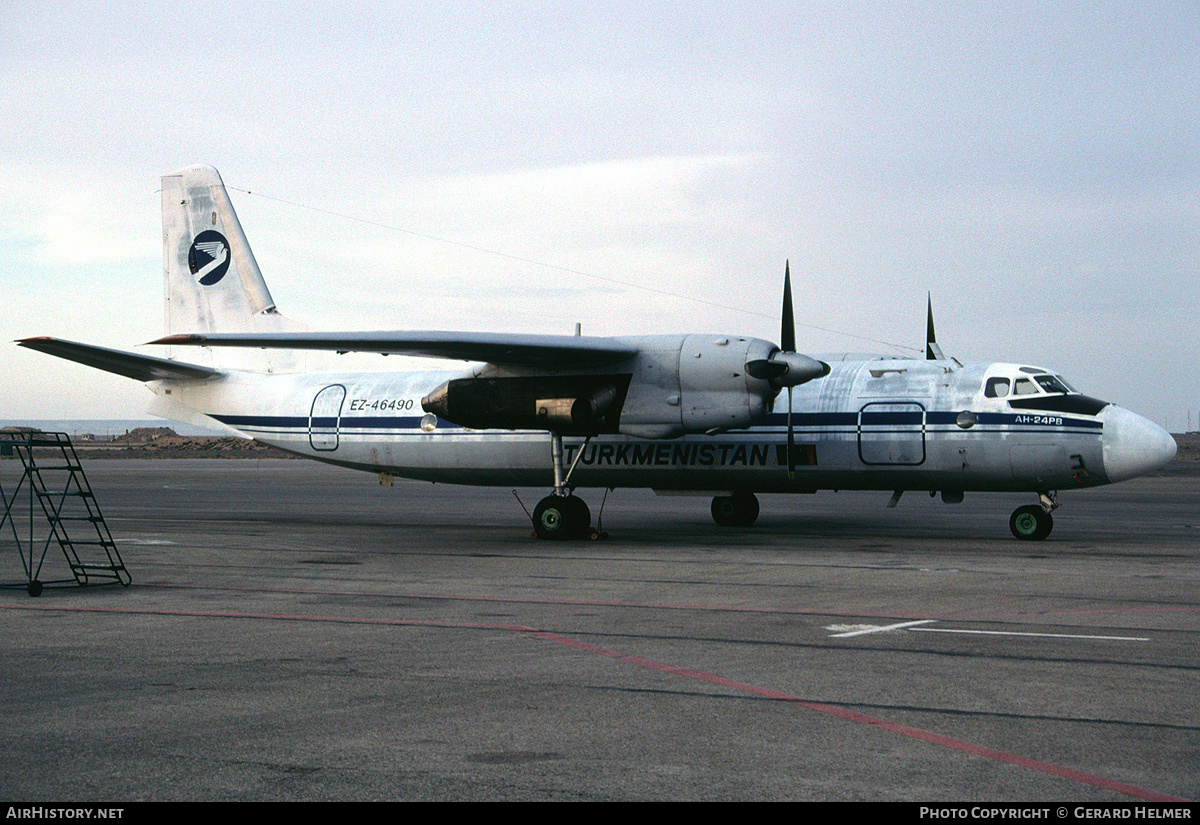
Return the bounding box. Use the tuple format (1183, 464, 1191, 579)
(17, 337, 222, 382)
(150, 331, 639, 369)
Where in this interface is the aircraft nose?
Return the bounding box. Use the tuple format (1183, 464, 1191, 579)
(1100, 405, 1177, 483)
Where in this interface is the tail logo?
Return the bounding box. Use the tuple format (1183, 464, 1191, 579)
(188, 230, 231, 285)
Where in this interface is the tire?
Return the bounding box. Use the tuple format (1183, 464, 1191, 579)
(533, 495, 590, 540)
(711, 491, 760, 527)
(1010, 504, 1053, 541)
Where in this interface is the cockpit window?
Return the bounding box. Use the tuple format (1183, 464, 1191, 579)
(1034, 375, 1073, 395)
(984, 377, 1010, 398)
(1012, 377, 1040, 396)
(987, 372, 1081, 401)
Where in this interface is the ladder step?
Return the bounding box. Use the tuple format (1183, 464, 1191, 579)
(4, 431, 131, 589)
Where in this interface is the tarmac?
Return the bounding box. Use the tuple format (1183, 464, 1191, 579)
(2, 457, 1197, 802)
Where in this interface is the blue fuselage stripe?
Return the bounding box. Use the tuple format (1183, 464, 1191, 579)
(212, 410, 1103, 435)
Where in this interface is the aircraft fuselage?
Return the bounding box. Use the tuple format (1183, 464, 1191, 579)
(152, 352, 1171, 498)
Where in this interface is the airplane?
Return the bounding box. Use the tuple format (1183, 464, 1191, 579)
(18, 165, 1177, 541)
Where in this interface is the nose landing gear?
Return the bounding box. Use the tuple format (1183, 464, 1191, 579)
(1010, 491, 1058, 540)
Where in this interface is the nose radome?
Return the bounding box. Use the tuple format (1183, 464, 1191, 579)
(1100, 405, 1177, 483)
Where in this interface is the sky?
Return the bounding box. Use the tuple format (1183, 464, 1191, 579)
(1, 1, 1197, 430)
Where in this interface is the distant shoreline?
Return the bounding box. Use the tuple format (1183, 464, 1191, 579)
(1, 419, 223, 438)
(2, 425, 295, 459)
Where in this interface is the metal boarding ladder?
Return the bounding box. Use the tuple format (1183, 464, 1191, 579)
(1, 432, 131, 597)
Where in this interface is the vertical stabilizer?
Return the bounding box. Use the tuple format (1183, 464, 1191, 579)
(161, 166, 301, 369)
(163, 165, 281, 333)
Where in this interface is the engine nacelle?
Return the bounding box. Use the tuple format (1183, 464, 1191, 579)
(618, 335, 778, 439)
(422, 373, 631, 436)
(420, 335, 798, 440)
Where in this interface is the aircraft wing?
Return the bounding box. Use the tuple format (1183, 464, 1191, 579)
(17, 337, 223, 382)
(151, 331, 639, 369)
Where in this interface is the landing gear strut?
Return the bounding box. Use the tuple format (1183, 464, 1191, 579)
(711, 491, 760, 527)
(1009, 491, 1057, 541)
(531, 432, 600, 540)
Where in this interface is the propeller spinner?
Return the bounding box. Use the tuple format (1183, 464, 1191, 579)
(744, 263, 829, 477)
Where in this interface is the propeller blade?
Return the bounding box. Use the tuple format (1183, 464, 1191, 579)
(781, 262, 795, 353)
(746, 262, 828, 480)
(745, 265, 829, 390)
(786, 386, 795, 479)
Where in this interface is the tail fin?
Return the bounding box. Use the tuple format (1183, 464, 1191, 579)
(161, 165, 301, 368)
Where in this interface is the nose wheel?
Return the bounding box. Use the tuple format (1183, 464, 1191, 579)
(1010, 492, 1057, 540)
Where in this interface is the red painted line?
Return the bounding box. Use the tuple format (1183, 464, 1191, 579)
(529, 629, 1190, 803)
(5, 601, 1189, 801)
(938, 605, 1200, 619)
(149, 582, 1200, 624)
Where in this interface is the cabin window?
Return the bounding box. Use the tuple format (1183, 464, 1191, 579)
(1012, 377, 1039, 395)
(984, 377, 1010, 398)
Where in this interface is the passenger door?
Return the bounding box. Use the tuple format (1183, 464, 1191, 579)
(309, 385, 346, 451)
(857, 401, 927, 466)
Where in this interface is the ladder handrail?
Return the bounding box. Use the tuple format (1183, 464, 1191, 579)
(1, 431, 131, 594)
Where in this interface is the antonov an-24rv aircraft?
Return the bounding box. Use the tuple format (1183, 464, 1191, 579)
(19, 165, 1177, 541)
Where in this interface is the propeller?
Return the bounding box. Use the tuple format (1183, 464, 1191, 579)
(745, 262, 829, 478)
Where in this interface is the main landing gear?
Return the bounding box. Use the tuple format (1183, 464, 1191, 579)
(531, 433, 603, 540)
(532, 494, 596, 540)
(1009, 491, 1058, 541)
(710, 491, 760, 527)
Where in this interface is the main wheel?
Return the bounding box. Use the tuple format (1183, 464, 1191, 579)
(1009, 504, 1053, 541)
(711, 491, 760, 527)
(533, 495, 591, 540)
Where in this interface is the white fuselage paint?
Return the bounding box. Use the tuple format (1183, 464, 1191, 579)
(149, 356, 1169, 496)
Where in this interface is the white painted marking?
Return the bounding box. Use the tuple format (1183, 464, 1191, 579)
(827, 619, 937, 638)
(909, 628, 1149, 642)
